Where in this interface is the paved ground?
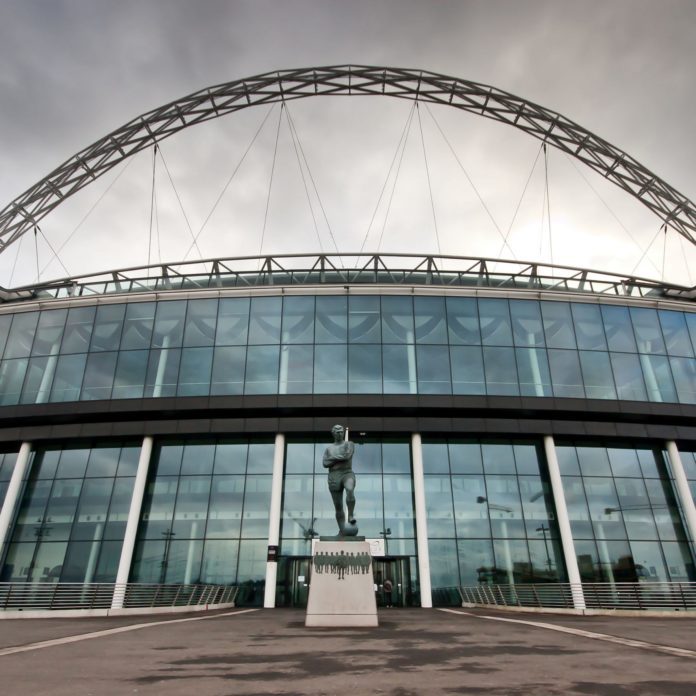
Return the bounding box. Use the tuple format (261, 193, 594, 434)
(1, 607, 696, 695)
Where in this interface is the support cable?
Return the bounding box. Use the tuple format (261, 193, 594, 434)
(424, 103, 515, 258)
(376, 102, 417, 252)
(259, 103, 284, 258)
(148, 145, 158, 269)
(39, 157, 136, 277)
(678, 232, 694, 286)
(416, 103, 441, 255)
(285, 106, 340, 255)
(283, 106, 324, 253)
(358, 101, 416, 256)
(33, 226, 40, 284)
(562, 152, 662, 277)
(630, 224, 666, 276)
(7, 231, 25, 287)
(157, 145, 203, 260)
(183, 104, 276, 262)
(37, 227, 70, 278)
(543, 143, 553, 268)
(495, 143, 544, 259)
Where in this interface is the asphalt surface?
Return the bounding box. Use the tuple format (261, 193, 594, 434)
(1, 607, 695, 695)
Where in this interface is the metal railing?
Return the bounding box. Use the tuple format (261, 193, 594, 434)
(459, 582, 696, 611)
(0, 582, 238, 611)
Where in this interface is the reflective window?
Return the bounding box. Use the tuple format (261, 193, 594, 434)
(601, 305, 637, 353)
(381, 296, 414, 344)
(31, 310, 67, 357)
(61, 306, 95, 354)
(4, 312, 39, 359)
(510, 301, 544, 347)
(183, 299, 218, 347)
(446, 297, 480, 345)
(216, 298, 249, 346)
(659, 310, 694, 357)
(248, 297, 282, 345)
(414, 297, 447, 344)
(120, 302, 155, 350)
(479, 299, 513, 346)
(90, 304, 125, 352)
(281, 296, 314, 344)
(349, 296, 380, 343)
(541, 302, 576, 349)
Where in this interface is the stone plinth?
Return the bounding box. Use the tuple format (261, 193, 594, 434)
(305, 540, 378, 627)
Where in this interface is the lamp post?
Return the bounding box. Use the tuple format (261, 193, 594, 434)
(380, 527, 392, 555)
(535, 524, 553, 573)
(477, 496, 514, 585)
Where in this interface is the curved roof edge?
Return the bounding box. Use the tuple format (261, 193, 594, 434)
(1, 252, 694, 306)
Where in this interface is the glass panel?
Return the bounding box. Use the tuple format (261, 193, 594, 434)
(416, 345, 451, 394)
(548, 349, 584, 398)
(424, 475, 454, 537)
(139, 476, 178, 538)
(577, 446, 611, 476)
(181, 444, 215, 476)
(451, 475, 489, 537)
(21, 356, 53, 404)
(70, 478, 114, 541)
(661, 541, 696, 581)
(510, 300, 544, 346)
(561, 476, 593, 538)
(451, 346, 485, 395)
(639, 354, 677, 403)
(348, 344, 382, 393)
(0, 315, 13, 359)
(381, 296, 413, 343)
(11, 478, 52, 541)
(117, 447, 140, 477)
(31, 309, 67, 357)
(214, 443, 248, 474)
(519, 476, 557, 537)
(579, 350, 617, 399)
(315, 296, 347, 343)
(383, 475, 415, 538)
(659, 310, 694, 357)
(211, 346, 246, 396)
(614, 477, 658, 539)
(685, 313, 696, 357)
(482, 346, 519, 395)
(644, 477, 686, 542)
(279, 344, 313, 394)
(516, 347, 552, 397)
(89, 304, 125, 352)
(348, 296, 380, 343)
(248, 296, 282, 344)
(130, 539, 166, 582)
(601, 305, 637, 352)
(247, 443, 274, 474)
(607, 448, 640, 477)
(281, 296, 314, 344)
(457, 538, 495, 585)
(571, 303, 607, 351)
(183, 299, 218, 347)
(584, 477, 626, 539)
(629, 540, 668, 581)
(144, 348, 181, 398)
(104, 478, 134, 540)
(479, 298, 512, 346)
(281, 475, 314, 538)
(43, 478, 83, 540)
(81, 351, 117, 400)
(383, 344, 416, 393)
(382, 442, 411, 474)
(201, 539, 239, 583)
(428, 538, 459, 588)
(171, 476, 211, 537)
(152, 300, 186, 348)
(446, 296, 480, 345)
(4, 312, 39, 359)
(49, 353, 86, 402)
(314, 344, 347, 393)
(0, 357, 28, 405)
(414, 296, 447, 344)
(241, 476, 272, 537)
(216, 297, 250, 345)
(284, 442, 314, 474)
(556, 446, 580, 475)
(449, 442, 482, 474)
(630, 308, 666, 354)
(610, 352, 647, 401)
(493, 538, 530, 583)
(120, 302, 155, 350)
(669, 357, 696, 403)
(177, 347, 213, 396)
(485, 475, 525, 538)
(206, 475, 245, 537)
(112, 350, 148, 399)
(244, 345, 279, 394)
(56, 449, 90, 478)
(541, 301, 576, 349)
(60, 306, 95, 354)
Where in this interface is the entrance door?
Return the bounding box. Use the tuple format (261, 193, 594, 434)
(372, 556, 412, 607)
(276, 556, 312, 608)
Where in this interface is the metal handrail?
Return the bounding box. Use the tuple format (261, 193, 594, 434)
(458, 582, 696, 611)
(0, 582, 238, 611)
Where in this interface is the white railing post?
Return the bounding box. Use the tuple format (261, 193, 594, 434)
(411, 432, 432, 608)
(665, 441, 696, 555)
(0, 442, 33, 556)
(264, 433, 285, 608)
(111, 436, 154, 609)
(544, 435, 586, 610)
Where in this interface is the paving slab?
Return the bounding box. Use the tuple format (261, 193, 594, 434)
(0, 608, 695, 695)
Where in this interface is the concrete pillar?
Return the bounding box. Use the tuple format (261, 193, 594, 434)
(264, 433, 285, 608)
(411, 433, 432, 608)
(665, 441, 696, 554)
(543, 435, 586, 609)
(111, 436, 154, 609)
(0, 442, 33, 555)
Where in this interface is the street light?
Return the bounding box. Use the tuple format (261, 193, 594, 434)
(535, 524, 554, 572)
(380, 527, 392, 555)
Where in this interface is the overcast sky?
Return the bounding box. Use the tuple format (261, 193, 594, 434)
(1, 0, 695, 288)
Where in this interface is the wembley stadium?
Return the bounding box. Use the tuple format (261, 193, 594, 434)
(0, 66, 695, 614)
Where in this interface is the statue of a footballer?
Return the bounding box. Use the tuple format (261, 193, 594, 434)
(322, 424, 358, 536)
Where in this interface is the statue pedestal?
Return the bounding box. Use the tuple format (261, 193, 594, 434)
(305, 540, 378, 627)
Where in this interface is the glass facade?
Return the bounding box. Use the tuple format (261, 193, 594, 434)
(556, 443, 695, 583)
(281, 437, 418, 598)
(0, 295, 694, 405)
(0, 450, 19, 510)
(130, 439, 274, 606)
(680, 449, 696, 513)
(0, 444, 139, 583)
(421, 439, 566, 593)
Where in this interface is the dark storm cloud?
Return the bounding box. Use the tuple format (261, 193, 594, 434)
(0, 0, 695, 285)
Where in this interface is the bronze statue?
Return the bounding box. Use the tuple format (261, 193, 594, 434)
(323, 424, 358, 536)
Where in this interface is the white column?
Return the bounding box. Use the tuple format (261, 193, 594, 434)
(184, 521, 200, 585)
(263, 433, 285, 608)
(111, 436, 153, 609)
(666, 441, 696, 553)
(0, 442, 33, 554)
(411, 433, 432, 608)
(543, 435, 586, 609)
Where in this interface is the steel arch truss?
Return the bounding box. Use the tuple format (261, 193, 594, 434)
(2, 65, 695, 252)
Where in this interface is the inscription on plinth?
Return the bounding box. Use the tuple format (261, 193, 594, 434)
(305, 540, 378, 627)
